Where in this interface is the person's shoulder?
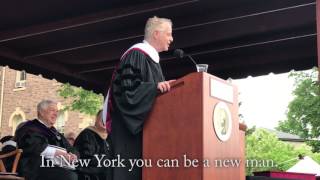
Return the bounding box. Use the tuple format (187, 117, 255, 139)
(15, 119, 35, 132)
(15, 119, 47, 140)
(76, 128, 95, 139)
(79, 128, 93, 134)
(118, 50, 150, 70)
(74, 128, 97, 147)
(122, 48, 148, 61)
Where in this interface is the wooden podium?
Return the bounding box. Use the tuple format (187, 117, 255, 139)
(143, 72, 246, 180)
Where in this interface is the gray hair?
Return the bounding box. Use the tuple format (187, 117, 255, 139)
(144, 16, 172, 40)
(37, 100, 56, 114)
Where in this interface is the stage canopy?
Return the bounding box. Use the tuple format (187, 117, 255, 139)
(0, 0, 318, 93)
(287, 156, 320, 176)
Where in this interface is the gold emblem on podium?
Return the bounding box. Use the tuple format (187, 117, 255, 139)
(213, 102, 232, 142)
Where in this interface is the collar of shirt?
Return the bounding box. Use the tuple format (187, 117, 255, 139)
(38, 118, 52, 128)
(142, 40, 160, 63)
(122, 40, 160, 63)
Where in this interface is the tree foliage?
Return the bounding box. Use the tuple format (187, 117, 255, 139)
(276, 67, 320, 151)
(246, 129, 296, 174)
(246, 129, 320, 175)
(245, 126, 256, 136)
(57, 83, 104, 115)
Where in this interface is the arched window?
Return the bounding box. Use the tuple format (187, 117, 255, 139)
(12, 114, 23, 134)
(9, 108, 26, 135)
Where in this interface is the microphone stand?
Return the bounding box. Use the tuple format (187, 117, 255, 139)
(186, 55, 197, 65)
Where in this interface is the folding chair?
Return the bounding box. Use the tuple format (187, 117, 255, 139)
(0, 149, 24, 180)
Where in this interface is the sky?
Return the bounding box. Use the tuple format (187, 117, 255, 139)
(233, 72, 295, 129)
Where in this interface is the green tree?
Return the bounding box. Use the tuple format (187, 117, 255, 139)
(57, 83, 104, 115)
(277, 67, 320, 151)
(246, 129, 313, 175)
(245, 126, 256, 136)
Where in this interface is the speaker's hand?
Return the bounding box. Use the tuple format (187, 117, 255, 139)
(157, 80, 176, 93)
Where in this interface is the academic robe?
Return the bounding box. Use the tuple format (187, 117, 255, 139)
(15, 119, 79, 180)
(74, 127, 113, 180)
(110, 47, 165, 180)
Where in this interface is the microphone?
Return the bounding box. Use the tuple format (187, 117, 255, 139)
(173, 49, 184, 59)
(173, 49, 197, 65)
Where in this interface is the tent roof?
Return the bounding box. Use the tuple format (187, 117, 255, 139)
(263, 128, 305, 142)
(287, 156, 320, 176)
(0, 0, 317, 93)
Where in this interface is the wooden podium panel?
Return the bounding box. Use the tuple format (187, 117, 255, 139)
(203, 72, 240, 180)
(143, 72, 245, 180)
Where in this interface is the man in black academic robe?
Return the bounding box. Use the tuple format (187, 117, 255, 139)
(103, 16, 175, 180)
(15, 100, 78, 180)
(74, 110, 113, 180)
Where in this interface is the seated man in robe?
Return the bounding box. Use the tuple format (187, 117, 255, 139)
(15, 100, 79, 180)
(74, 110, 112, 180)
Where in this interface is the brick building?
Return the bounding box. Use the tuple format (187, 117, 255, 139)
(0, 66, 95, 138)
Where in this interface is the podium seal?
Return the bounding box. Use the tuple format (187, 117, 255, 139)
(213, 102, 232, 142)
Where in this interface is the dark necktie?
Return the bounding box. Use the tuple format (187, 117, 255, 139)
(49, 126, 61, 140)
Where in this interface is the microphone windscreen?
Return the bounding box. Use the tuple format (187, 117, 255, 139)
(173, 49, 184, 59)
